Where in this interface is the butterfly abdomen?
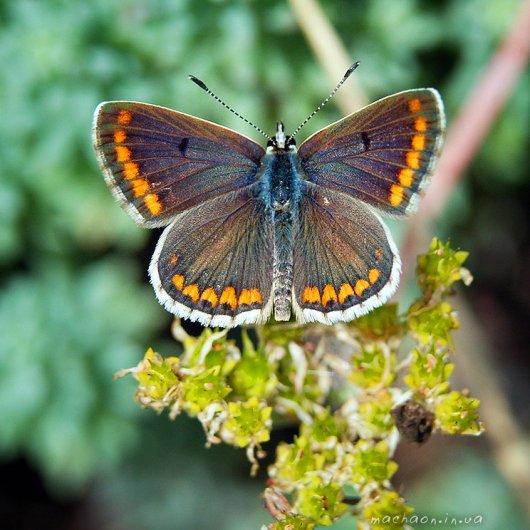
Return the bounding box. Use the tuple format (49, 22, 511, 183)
(273, 209, 294, 321)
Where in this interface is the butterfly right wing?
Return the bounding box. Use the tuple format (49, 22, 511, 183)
(93, 102, 265, 227)
(298, 89, 445, 217)
(292, 182, 401, 325)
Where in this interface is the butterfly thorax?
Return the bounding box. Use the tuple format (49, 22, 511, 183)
(262, 123, 301, 209)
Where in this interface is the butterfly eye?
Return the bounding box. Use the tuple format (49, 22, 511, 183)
(286, 136, 296, 147)
(267, 138, 277, 148)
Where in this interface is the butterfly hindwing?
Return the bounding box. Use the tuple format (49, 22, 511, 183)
(149, 184, 274, 327)
(93, 102, 265, 227)
(292, 182, 401, 324)
(298, 89, 445, 216)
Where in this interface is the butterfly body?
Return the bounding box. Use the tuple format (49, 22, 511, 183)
(257, 128, 303, 322)
(93, 87, 445, 328)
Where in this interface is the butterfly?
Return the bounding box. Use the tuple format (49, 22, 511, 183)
(93, 64, 445, 328)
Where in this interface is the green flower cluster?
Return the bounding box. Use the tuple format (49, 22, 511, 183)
(118, 238, 483, 528)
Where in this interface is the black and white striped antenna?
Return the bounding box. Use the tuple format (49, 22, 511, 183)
(190, 61, 359, 142)
(188, 74, 273, 142)
(290, 61, 360, 139)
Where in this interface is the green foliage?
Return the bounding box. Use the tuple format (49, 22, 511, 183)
(362, 491, 414, 530)
(223, 397, 272, 448)
(435, 391, 482, 435)
(404, 347, 454, 396)
(0, 259, 162, 490)
(119, 238, 482, 528)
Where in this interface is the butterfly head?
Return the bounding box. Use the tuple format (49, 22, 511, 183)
(267, 122, 296, 152)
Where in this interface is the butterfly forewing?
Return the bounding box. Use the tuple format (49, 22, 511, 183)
(93, 102, 265, 227)
(149, 185, 274, 327)
(298, 89, 445, 216)
(292, 182, 400, 324)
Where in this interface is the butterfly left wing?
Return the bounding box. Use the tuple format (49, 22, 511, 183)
(93, 102, 265, 227)
(292, 182, 400, 325)
(298, 89, 445, 216)
(149, 185, 274, 327)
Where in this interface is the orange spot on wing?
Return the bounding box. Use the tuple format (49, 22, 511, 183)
(408, 98, 421, 113)
(354, 279, 370, 297)
(412, 134, 426, 151)
(398, 168, 414, 187)
(117, 109, 132, 125)
(123, 162, 139, 180)
(132, 178, 149, 197)
(338, 283, 354, 304)
(374, 248, 384, 261)
(368, 269, 380, 284)
(115, 145, 131, 162)
(406, 151, 421, 169)
(114, 129, 127, 143)
(169, 254, 178, 265)
(200, 288, 218, 308)
(219, 287, 237, 311)
(237, 288, 262, 306)
(172, 274, 184, 290)
(182, 284, 200, 302)
(415, 116, 427, 132)
(389, 184, 404, 206)
(249, 288, 262, 304)
(302, 286, 321, 305)
(144, 193, 162, 215)
(321, 284, 338, 307)
(238, 289, 252, 306)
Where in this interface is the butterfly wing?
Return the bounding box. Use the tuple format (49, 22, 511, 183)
(298, 89, 445, 216)
(93, 102, 265, 227)
(149, 184, 274, 327)
(292, 182, 400, 324)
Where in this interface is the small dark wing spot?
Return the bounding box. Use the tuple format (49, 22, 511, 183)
(360, 132, 371, 151)
(178, 137, 190, 156)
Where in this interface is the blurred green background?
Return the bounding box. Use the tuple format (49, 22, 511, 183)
(1, 0, 529, 528)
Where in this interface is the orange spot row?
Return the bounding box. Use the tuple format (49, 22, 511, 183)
(389, 113, 429, 207)
(113, 116, 157, 210)
(170, 277, 263, 311)
(301, 270, 381, 307)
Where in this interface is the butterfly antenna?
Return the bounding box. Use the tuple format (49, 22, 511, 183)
(189, 75, 273, 142)
(290, 61, 360, 139)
